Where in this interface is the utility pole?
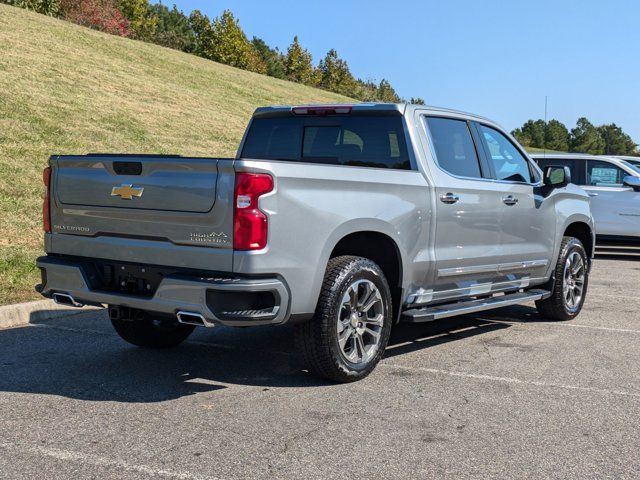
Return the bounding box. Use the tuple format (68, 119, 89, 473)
(544, 95, 548, 157)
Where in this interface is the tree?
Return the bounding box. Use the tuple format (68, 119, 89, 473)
(285, 36, 315, 85)
(188, 10, 214, 59)
(598, 123, 638, 156)
(512, 119, 546, 148)
(318, 49, 356, 96)
(251, 37, 286, 79)
(410, 97, 426, 105)
(203, 10, 265, 73)
(570, 117, 605, 154)
(60, 0, 129, 35)
(117, 0, 156, 40)
(351, 79, 378, 101)
(149, 3, 194, 52)
(376, 79, 401, 102)
(544, 119, 570, 152)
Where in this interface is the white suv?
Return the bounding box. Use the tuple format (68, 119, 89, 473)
(532, 153, 640, 245)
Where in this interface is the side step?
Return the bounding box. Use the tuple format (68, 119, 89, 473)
(401, 289, 550, 323)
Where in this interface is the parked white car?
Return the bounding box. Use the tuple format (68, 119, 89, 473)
(532, 153, 640, 245)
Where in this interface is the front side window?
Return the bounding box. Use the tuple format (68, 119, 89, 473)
(479, 125, 533, 183)
(586, 160, 627, 187)
(424, 117, 482, 178)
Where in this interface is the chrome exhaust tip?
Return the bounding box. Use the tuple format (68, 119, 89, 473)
(176, 311, 213, 327)
(52, 293, 84, 308)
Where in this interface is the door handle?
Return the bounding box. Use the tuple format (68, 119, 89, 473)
(588, 192, 599, 197)
(502, 195, 518, 206)
(440, 192, 459, 204)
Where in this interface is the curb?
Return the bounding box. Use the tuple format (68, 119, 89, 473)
(0, 299, 98, 330)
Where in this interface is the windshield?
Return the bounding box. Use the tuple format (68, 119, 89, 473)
(620, 160, 640, 174)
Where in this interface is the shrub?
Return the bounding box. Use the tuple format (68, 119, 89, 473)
(3, 0, 61, 16)
(60, 0, 129, 36)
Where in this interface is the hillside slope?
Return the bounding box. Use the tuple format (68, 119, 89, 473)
(0, 4, 350, 304)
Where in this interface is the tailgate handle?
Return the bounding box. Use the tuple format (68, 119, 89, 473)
(113, 161, 142, 175)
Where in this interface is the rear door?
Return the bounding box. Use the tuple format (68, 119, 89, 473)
(422, 116, 504, 296)
(50, 155, 235, 253)
(474, 123, 556, 283)
(582, 159, 640, 237)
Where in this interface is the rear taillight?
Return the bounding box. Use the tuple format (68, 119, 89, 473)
(233, 173, 273, 250)
(43, 166, 51, 233)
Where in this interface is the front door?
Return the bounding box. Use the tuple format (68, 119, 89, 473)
(473, 123, 556, 283)
(421, 115, 505, 300)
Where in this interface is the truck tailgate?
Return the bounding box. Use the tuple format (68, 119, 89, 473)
(48, 155, 235, 270)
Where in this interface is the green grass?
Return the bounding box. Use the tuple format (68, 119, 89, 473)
(525, 147, 567, 154)
(0, 4, 351, 305)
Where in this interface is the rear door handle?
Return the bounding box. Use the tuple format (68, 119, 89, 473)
(502, 195, 518, 206)
(439, 193, 459, 204)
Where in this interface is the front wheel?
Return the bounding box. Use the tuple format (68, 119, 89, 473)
(111, 310, 195, 348)
(295, 256, 393, 383)
(535, 237, 589, 321)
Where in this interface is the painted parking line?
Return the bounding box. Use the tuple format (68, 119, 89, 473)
(476, 318, 640, 334)
(0, 442, 221, 480)
(379, 363, 640, 398)
(583, 290, 640, 301)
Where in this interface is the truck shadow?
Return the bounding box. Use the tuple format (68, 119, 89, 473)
(0, 306, 536, 403)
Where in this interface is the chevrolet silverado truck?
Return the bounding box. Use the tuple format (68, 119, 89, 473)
(37, 103, 595, 382)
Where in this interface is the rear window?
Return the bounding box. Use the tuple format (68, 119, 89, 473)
(241, 115, 411, 170)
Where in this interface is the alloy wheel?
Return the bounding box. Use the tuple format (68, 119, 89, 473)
(336, 279, 385, 364)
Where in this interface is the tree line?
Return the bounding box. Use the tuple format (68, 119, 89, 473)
(4, 0, 425, 104)
(512, 117, 638, 156)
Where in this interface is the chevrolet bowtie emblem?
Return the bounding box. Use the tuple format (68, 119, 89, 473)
(111, 184, 144, 200)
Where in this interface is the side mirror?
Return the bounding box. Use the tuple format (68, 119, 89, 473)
(543, 165, 571, 189)
(623, 175, 640, 192)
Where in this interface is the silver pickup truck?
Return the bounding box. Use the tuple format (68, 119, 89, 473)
(37, 103, 595, 382)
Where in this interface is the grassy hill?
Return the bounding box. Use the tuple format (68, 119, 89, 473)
(0, 4, 350, 305)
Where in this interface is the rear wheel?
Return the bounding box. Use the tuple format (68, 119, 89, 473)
(111, 310, 195, 348)
(295, 256, 393, 383)
(536, 237, 589, 321)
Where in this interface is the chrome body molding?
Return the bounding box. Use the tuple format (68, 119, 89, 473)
(408, 276, 547, 307)
(437, 259, 549, 278)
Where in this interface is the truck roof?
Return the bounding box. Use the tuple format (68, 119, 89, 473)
(252, 103, 494, 123)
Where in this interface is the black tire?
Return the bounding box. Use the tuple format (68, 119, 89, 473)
(111, 311, 195, 348)
(535, 236, 589, 321)
(294, 256, 393, 383)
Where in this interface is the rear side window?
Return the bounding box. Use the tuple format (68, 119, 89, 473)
(425, 117, 482, 178)
(241, 116, 410, 170)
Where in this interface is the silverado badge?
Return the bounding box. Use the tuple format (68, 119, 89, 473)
(111, 184, 144, 200)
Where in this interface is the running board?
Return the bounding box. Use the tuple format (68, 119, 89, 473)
(401, 289, 550, 323)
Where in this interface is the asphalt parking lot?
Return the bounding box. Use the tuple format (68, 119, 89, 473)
(1, 254, 639, 479)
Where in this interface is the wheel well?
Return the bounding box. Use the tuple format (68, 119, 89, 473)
(330, 232, 403, 323)
(564, 222, 594, 259)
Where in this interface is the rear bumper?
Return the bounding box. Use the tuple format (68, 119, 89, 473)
(36, 256, 290, 327)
